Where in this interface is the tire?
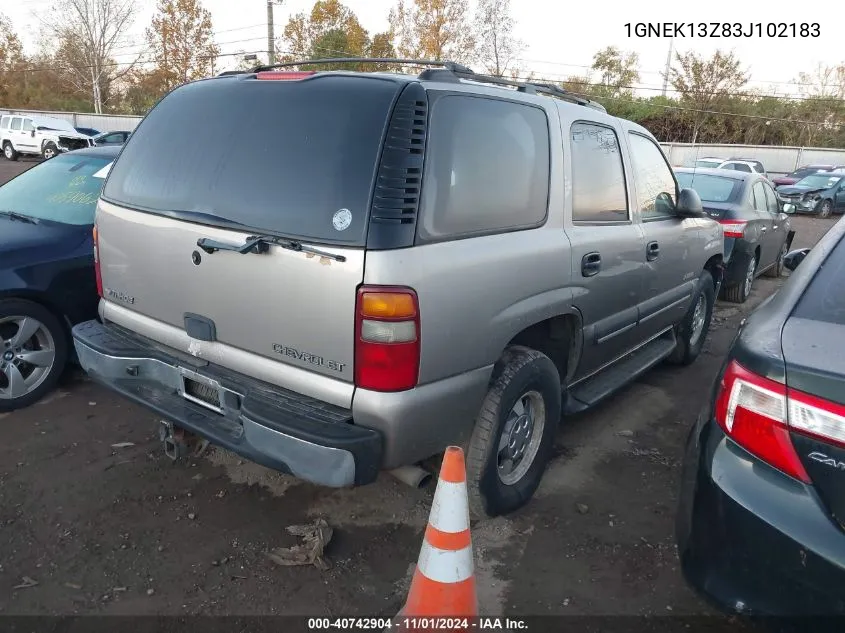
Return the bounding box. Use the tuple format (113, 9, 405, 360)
(764, 241, 788, 278)
(723, 255, 756, 304)
(0, 299, 68, 412)
(42, 143, 59, 160)
(3, 141, 18, 161)
(667, 270, 715, 366)
(465, 346, 561, 519)
(819, 200, 832, 219)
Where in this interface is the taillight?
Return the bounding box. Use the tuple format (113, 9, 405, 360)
(256, 71, 316, 81)
(718, 219, 747, 238)
(787, 389, 845, 449)
(714, 361, 810, 482)
(354, 286, 420, 392)
(92, 225, 103, 298)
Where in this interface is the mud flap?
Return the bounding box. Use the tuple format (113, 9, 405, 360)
(786, 229, 796, 250)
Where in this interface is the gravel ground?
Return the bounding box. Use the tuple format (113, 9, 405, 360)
(0, 156, 839, 620)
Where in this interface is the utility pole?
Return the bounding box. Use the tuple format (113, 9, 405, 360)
(267, 1, 282, 66)
(661, 37, 673, 97)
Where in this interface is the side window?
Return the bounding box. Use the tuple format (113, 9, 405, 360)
(754, 163, 765, 174)
(0, 116, 9, 129)
(733, 163, 752, 172)
(419, 95, 550, 241)
(569, 122, 628, 223)
(22, 119, 34, 132)
(10, 117, 22, 131)
(763, 183, 779, 214)
(627, 132, 677, 220)
(752, 182, 768, 213)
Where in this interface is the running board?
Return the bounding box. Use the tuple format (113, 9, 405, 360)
(564, 333, 677, 414)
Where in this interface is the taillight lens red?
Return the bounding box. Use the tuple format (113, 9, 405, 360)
(93, 225, 103, 298)
(715, 361, 810, 482)
(718, 219, 747, 238)
(256, 71, 316, 81)
(354, 286, 420, 392)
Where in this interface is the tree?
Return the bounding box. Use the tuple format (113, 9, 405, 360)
(0, 13, 25, 105)
(796, 63, 845, 100)
(145, 0, 219, 95)
(591, 46, 639, 96)
(669, 49, 748, 143)
(41, 0, 139, 113)
(281, 0, 369, 65)
(474, 0, 524, 77)
(388, 0, 475, 64)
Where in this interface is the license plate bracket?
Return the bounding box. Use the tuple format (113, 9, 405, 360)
(179, 371, 223, 413)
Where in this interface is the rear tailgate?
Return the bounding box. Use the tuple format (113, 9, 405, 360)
(97, 73, 404, 394)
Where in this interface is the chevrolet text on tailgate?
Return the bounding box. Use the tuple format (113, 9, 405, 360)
(72, 57, 724, 518)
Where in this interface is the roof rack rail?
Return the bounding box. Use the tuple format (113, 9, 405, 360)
(250, 57, 474, 74)
(446, 69, 606, 112)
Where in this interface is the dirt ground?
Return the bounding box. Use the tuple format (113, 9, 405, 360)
(0, 157, 839, 618)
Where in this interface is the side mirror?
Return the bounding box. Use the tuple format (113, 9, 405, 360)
(783, 248, 810, 271)
(30, 130, 35, 138)
(782, 203, 796, 214)
(676, 188, 704, 218)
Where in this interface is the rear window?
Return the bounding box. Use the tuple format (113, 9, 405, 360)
(0, 153, 112, 225)
(792, 237, 845, 326)
(102, 75, 401, 245)
(675, 172, 740, 203)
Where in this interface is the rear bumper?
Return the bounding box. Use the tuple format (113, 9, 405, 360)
(677, 407, 845, 616)
(71, 319, 382, 487)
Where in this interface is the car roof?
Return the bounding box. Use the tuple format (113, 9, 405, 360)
(64, 145, 122, 159)
(675, 166, 754, 181)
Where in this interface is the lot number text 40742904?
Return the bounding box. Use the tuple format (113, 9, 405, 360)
(625, 22, 820, 38)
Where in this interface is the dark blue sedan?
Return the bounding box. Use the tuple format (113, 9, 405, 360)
(677, 216, 845, 616)
(0, 145, 119, 411)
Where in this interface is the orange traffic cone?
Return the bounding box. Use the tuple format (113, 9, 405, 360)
(399, 446, 478, 624)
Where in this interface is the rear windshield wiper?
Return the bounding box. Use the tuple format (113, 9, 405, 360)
(196, 234, 346, 262)
(0, 211, 38, 224)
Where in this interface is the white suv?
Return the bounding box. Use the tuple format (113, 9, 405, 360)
(0, 114, 93, 160)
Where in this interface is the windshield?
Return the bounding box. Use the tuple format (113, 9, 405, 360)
(103, 75, 399, 246)
(794, 174, 841, 189)
(676, 172, 739, 202)
(695, 160, 722, 169)
(0, 154, 112, 225)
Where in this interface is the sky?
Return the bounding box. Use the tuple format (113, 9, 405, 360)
(4, 0, 841, 98)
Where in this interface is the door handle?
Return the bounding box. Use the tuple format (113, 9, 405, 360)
(646, 241, 660, 261)
(581, 252, 601, 277)
(761, 226, 767, 232)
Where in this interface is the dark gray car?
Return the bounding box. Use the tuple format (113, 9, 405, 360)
(676, 167, 795, 304)
(70, 58, 725, 518)
(677, 216, 845, 615)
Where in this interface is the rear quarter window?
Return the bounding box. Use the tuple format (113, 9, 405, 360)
(792, 236, 845, 326)
(417, 94, 550, 241)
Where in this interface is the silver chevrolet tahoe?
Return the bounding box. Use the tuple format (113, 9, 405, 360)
(71, 59, 724, 518)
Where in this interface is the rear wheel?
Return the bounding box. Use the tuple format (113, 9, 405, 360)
(0, 300, 68, 412)
(667, 270, 715, 366)
(819, 200, 833, 219)
(3, 142, 18, 161)
(465, 346, 561, 519)
(764, 241, 788, 278)
(724, 255, 756, 304)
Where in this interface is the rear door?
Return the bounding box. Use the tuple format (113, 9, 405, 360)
(783, 236, 845, 526)
(751, 180, 777, 269)
(564, 120, 645, 378)
(98, 74, 404, 391)
(9, 117, 23, 149)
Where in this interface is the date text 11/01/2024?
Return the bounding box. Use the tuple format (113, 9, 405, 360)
(625, 22, 820, 38)
(307, 618, 529, 630)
